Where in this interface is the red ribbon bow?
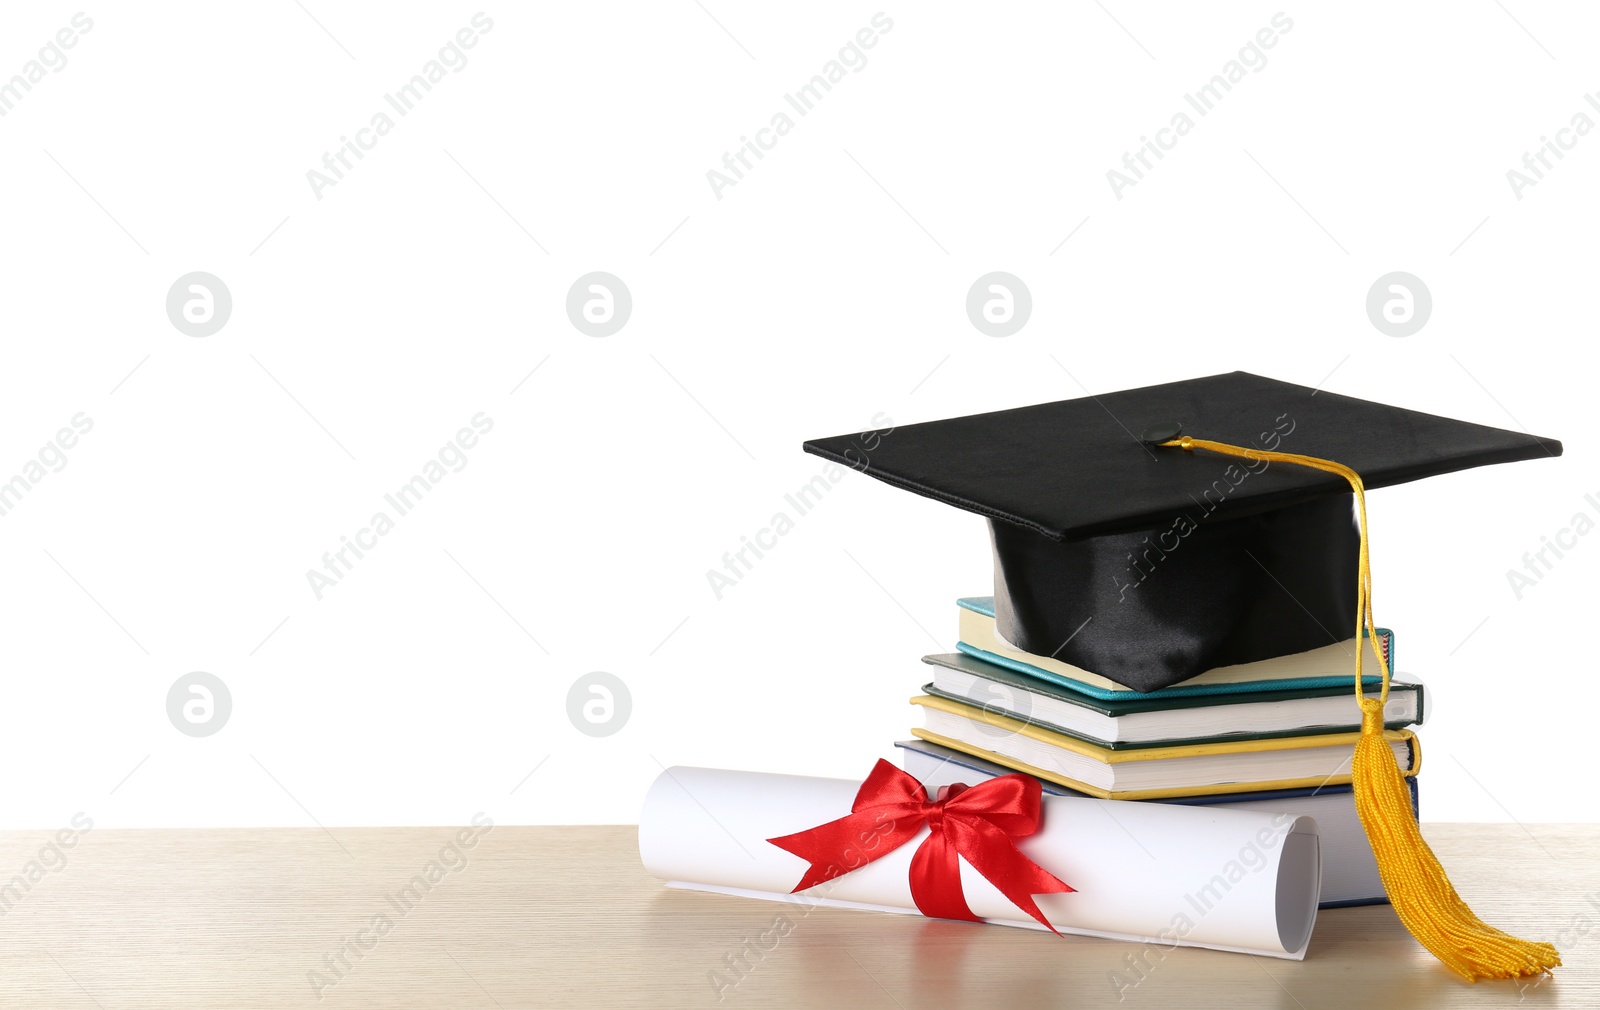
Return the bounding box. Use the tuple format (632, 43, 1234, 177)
(766, 759, 1074, 931)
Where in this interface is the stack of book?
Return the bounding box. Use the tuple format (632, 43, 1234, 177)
(896, 596, 1424, 908)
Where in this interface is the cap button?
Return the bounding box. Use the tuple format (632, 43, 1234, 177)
(1140, 422, 1183, 446)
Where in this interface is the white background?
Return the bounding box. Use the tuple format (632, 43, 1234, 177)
(0, 2, 1593, 829)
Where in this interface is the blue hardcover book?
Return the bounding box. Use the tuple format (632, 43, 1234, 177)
(956, 596, 1393, 703)
(894, 736, 1420, 909)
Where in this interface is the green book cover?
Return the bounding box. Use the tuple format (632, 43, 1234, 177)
(922, 651, 1425, 750)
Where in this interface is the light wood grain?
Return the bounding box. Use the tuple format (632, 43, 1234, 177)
(0, 823, 1594, 1008)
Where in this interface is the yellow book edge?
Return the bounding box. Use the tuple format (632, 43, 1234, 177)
(911, 693, 1419, 764)
(910, 728, 1421, 801)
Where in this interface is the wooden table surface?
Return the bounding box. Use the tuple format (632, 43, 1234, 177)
(0, 823, 1594, 1008)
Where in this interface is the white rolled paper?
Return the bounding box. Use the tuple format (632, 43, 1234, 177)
(640, 766, 1322, 959)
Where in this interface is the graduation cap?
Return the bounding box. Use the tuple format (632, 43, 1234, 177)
(805, 370, 1558, 693)
(806, 369, 1562, 980)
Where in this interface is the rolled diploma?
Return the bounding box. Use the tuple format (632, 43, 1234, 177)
(640, 767, 1321, 959)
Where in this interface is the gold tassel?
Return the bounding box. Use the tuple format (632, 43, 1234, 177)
(1162, 436, 1560, 982)
(1353, 697, 1560, 980)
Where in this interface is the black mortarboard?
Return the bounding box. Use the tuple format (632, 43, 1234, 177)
(805, 371, 1561, 693)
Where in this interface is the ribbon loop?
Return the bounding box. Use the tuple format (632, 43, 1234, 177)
(767, 759, 1074, 932)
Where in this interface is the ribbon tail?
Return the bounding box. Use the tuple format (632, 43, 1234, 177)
(768, 809, 918, 893)
(768, 760, 931, 893)
(951, 818, 1075, 935)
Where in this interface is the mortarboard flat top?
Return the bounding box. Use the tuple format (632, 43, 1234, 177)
(803, 370, 1561, 543)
